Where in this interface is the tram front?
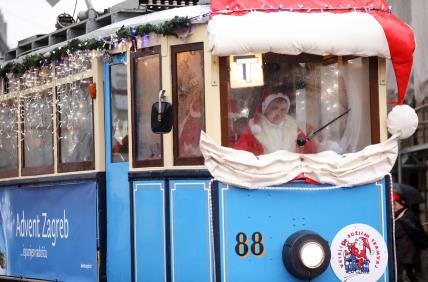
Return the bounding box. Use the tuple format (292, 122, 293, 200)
(199, 1, 417, 281)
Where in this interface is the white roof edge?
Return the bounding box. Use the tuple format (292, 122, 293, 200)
(81, 5, 211, 41)
(5, 5, 211, 64)
(208, 11, 391, 58)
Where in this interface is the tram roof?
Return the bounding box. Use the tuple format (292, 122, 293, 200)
(208, 0, 415, 104)
(3, 3, 209, 63)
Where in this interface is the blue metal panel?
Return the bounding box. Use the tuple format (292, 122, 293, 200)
(104, 53, 131, 282)
(133, 180, 167, 282)
(218, 178, 390, 282)
(0, 182, 97, 281)
(169, 180, 214, 282)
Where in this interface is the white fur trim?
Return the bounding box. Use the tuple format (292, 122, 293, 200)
(387, 105, 418, 139)
(208, 12, 390, 58)
(249, 119, 262, 135)
(262, 93, 290, 114)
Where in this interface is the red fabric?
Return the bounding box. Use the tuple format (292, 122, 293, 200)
(233, 126, 317, 155)
(179, 115, 202, 157)
(369, 11, 415, 104)
(211, 0, 389, 12)
(210, 0, 415, 104)
(393, 191, 404, 203)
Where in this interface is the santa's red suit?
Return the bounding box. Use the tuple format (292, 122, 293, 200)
(233, 92, 317, 155)
(179, 98, 203, 157)
(342, 238, 372, 269)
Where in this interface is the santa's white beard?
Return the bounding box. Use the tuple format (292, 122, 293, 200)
(254, 115, 298, 153)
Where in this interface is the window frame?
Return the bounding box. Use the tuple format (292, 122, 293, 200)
(219, 54, 380, 148)
(109, 61, 129, 164)
(171, 42, 206, 166)
(0, 98, 19, 178)
(56, 81, 96, 173)
(21, 91, 54, 176)
(131, 45, 164, 168)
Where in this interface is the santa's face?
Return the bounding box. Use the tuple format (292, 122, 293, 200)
(264, 98, 289, 125)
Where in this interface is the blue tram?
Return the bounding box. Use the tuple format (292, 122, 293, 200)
(0, 0, 417, 281)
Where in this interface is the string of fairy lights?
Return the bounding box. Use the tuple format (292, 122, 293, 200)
(0, 4, 393, 168)
(212, 4, 392, 14)
(0, 15, 199, 166)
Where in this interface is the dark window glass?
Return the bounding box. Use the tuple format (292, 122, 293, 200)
(133, 49, 162, 166)
(172, 43, 205, 165)
(57, 79, 94, 165)
(110, 64, 129, 163)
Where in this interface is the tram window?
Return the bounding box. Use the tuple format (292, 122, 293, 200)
(57, 79, 95, 172)
(22, 90, 54, 175)
(110, 63, 128, 163)
(0, 99, 18, 178)
(132, 47, 163, 167)
(172, 43, 205, 165)
(0, 78, 4, 95)
(6, 75, 19, 93)
(221, 54, 372, 155)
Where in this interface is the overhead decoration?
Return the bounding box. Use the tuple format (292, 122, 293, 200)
(0, 16, 192, 79)
(116, 16, 192, 39)
(208, 0, 415, 104)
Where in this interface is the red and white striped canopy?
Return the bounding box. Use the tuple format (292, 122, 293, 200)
(208, 0, 415, 104)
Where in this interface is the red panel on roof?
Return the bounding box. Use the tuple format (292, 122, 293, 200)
(211, 0, 389, 12)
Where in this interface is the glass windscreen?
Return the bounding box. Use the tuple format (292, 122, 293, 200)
(57, 79, 94, 163)
(226, 54, 371, 155)
(110, 64, 128, 163)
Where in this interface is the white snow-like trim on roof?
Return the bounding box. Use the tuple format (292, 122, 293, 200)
(208, 11, 391, 58)
(82, 5, 211, 40)
(3, 6, 211, 64)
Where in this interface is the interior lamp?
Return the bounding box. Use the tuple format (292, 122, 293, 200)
(230, 54, 264, 88)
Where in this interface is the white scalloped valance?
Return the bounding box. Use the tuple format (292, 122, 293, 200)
(200, 131, 398, 188)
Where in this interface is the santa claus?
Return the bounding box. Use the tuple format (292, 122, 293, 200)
(233, 91, 316, 155)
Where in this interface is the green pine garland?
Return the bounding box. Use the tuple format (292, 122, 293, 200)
(0, 16, 192, 78)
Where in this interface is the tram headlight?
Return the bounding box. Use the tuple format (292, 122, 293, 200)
(282, 230, 330, 280)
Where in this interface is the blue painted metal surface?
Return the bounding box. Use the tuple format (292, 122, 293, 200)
(218, 178, 390, 282)
(0, 182, 98, 281)
(169, 180, 214, 282)
(133, 180, 167, 282)
(104, 53, 131, 282)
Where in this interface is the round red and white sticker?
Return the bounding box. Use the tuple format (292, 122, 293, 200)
(330, 223, 388, 282)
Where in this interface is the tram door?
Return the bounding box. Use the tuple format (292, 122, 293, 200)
(104, 54, 131, 281)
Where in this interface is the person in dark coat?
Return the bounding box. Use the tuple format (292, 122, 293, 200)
(394, 192, 428, 282)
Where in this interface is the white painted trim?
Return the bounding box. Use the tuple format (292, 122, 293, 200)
(133, 182, 166, 282)
(170, 181, 213, 282)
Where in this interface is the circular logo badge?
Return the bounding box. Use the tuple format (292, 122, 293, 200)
(330, 223, 388, 282)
